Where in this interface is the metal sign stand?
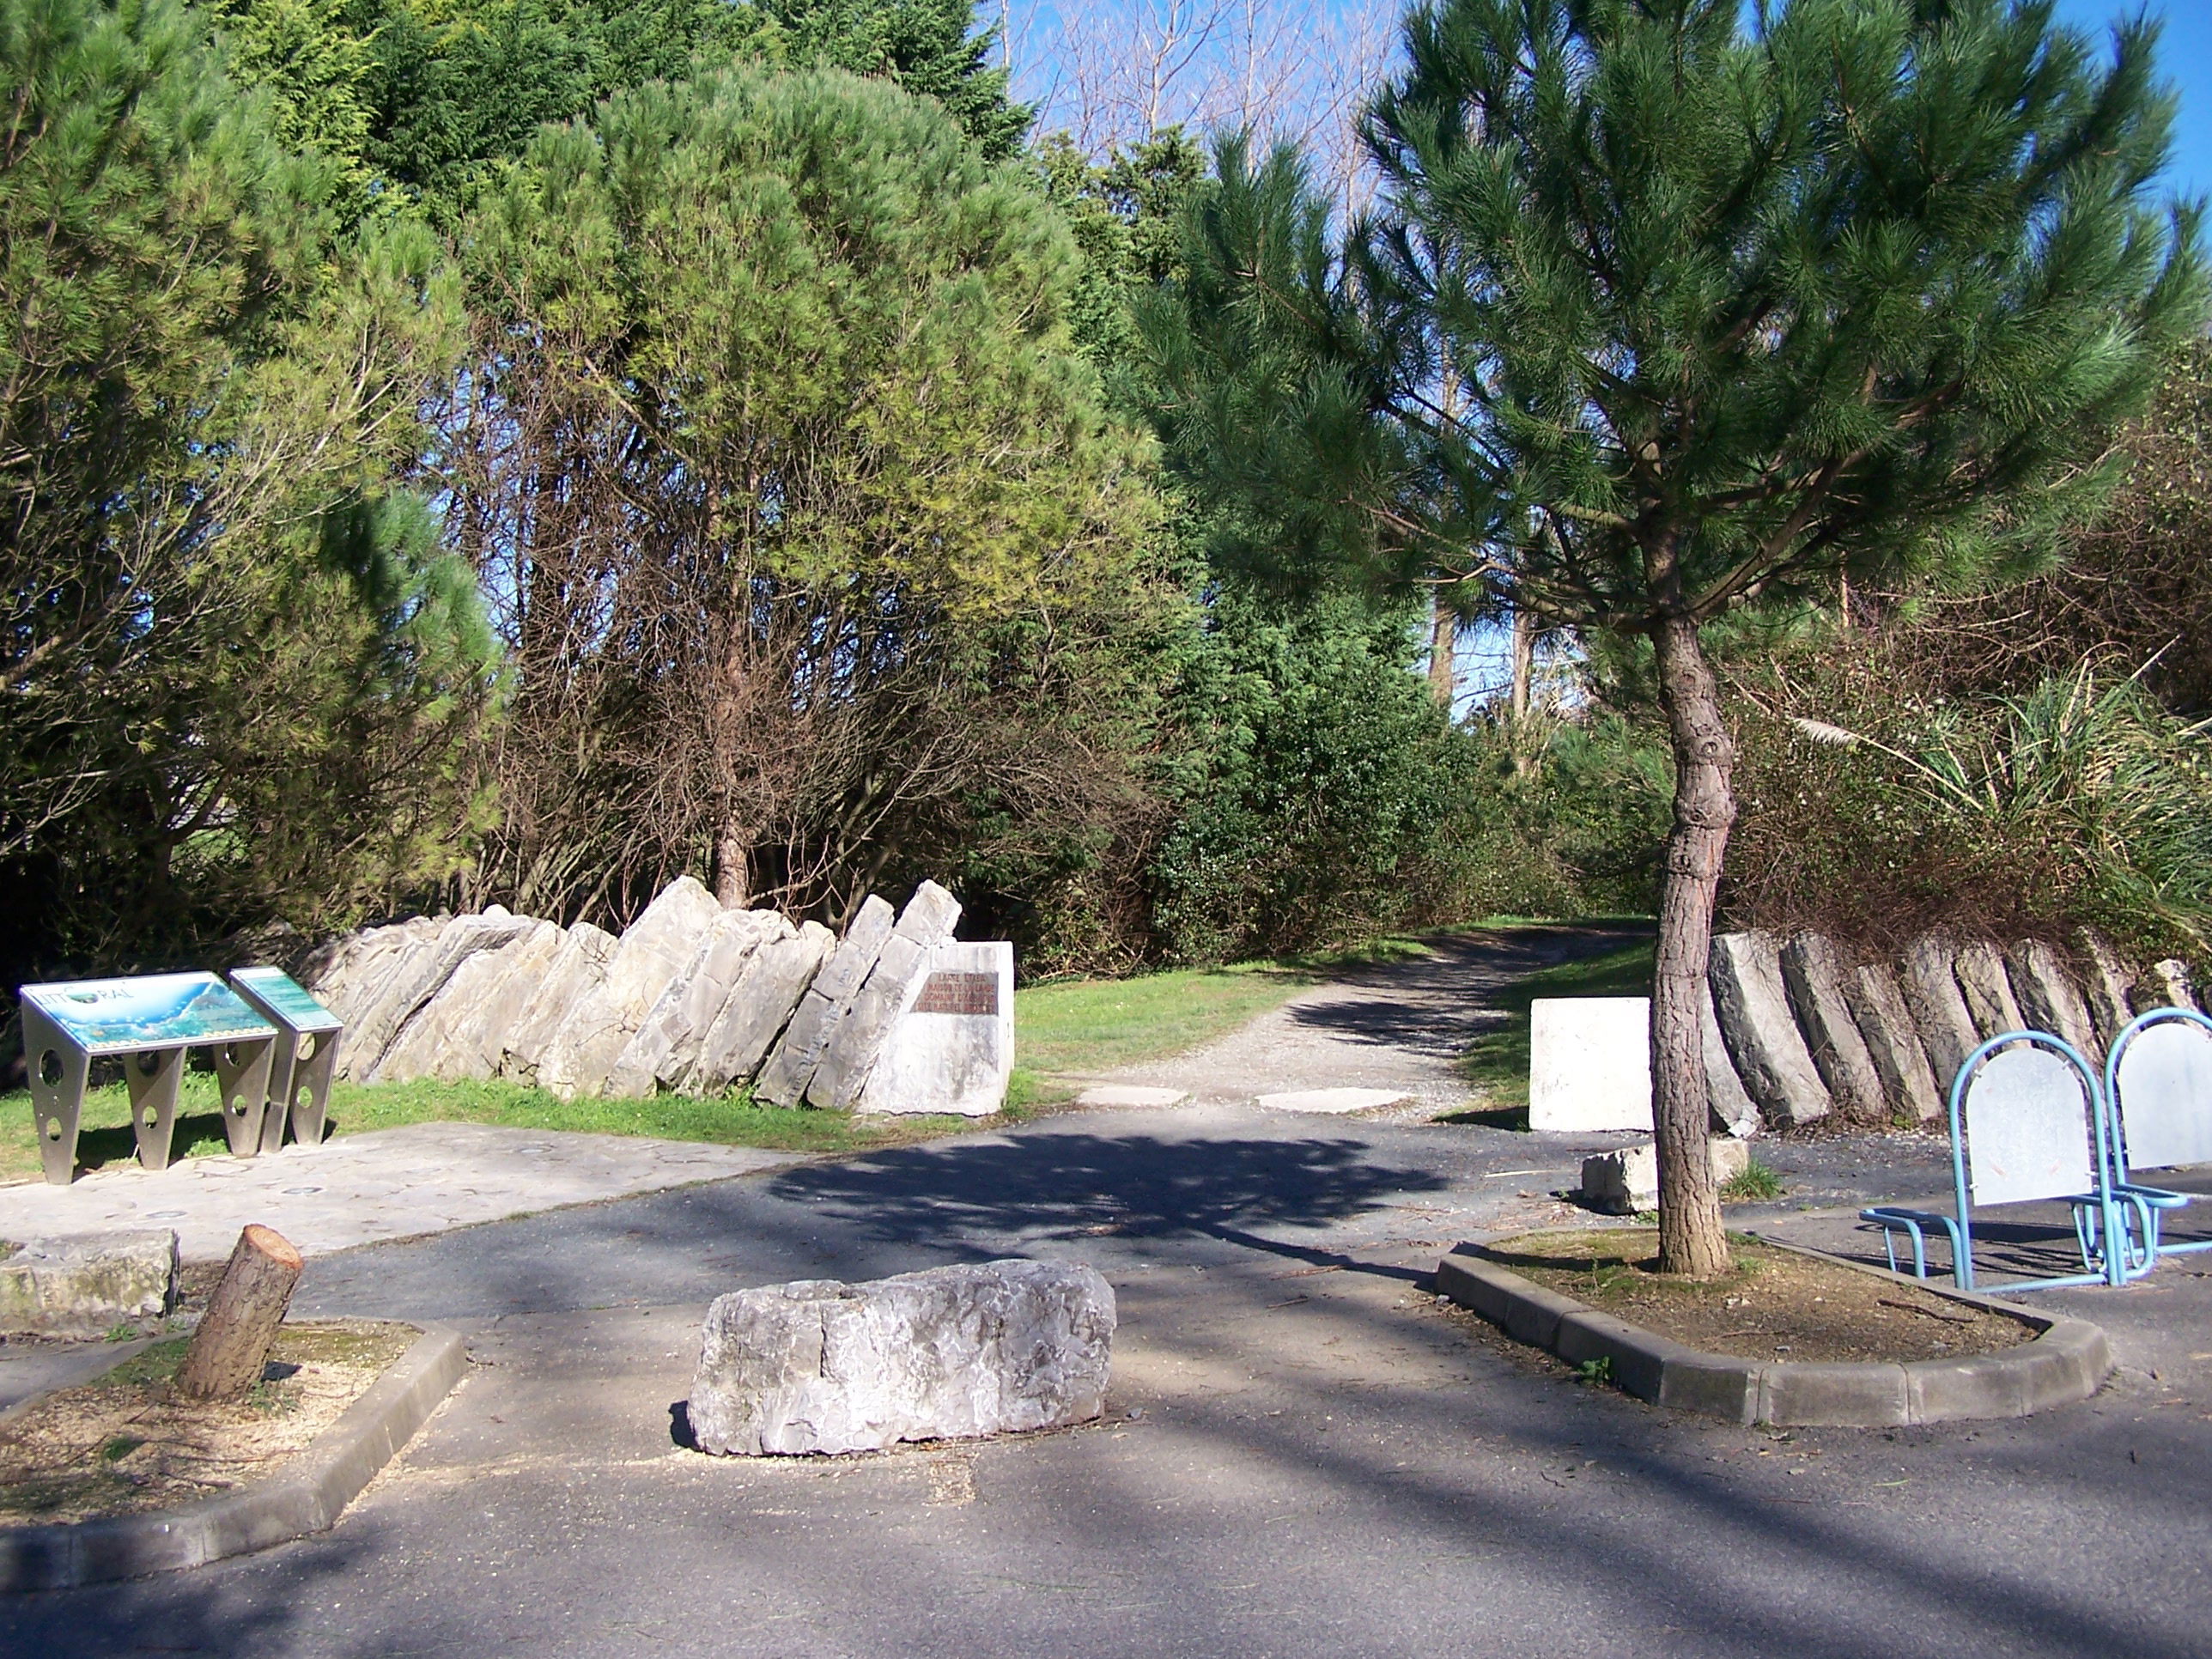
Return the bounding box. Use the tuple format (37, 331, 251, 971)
(19, 974, 279, 1186)
(228, 967, 345, 1149)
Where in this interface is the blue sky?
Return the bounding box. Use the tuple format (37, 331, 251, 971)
(2055, 1, 2211, 203)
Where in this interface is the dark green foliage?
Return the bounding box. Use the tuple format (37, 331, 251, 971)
(0, 0, 494, 988)
(757, 0, 1030, 158)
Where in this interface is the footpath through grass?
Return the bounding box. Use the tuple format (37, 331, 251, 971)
(1455, 935, 1656, 1115)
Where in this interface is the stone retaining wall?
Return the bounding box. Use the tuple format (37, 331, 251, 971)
(299, 878, 979, 1109)
(1705, 927, 2202, 1133)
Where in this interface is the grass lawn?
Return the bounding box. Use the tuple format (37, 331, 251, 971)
(1454, 937, 1656, 1116)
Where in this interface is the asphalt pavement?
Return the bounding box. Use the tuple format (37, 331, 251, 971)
(8, 1098, 2210, 1659)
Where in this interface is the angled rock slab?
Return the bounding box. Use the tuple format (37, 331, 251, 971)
(1779, 934, 1886, 1118)
(1900, 936, 1982, 1095)
(377, 920, 562, 1084)
(605, 909, 781, 1098)
(755, 896, 896, 1106)
(2149, 959, 2202, 1013)
(1952, 939, 2027, 1041)
(1708, 933, 1832, 1128)
(859, 941, 1013, 1116)
(356, 915, 535, 1082)
(1528, 997, 1651, 1133)
(0, 1232, 178, 1338)
(501, 922, 618, 1080)
(1843, 960, 1943, 1123)
(539, 878, 723, 1098)
(808, 885, 964, 1111)
(1254, 1087, 1412, 1115)
(1702, 987, 1760, 1138)
(689, 1259, 1115, 1456)
(2006, 940, 2100, 1061)
(694, 921, 835, 1093)
(449, 921, 571, 1080)
(2073, 928, 2137, 1050)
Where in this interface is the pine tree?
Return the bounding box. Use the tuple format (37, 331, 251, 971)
(1146, 0, 2205, 1272)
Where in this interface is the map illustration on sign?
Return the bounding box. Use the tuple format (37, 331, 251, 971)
(230, 966, 343, 1031)
(20, 973, 276, 1054)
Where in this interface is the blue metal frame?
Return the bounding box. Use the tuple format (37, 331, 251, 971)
(1862, 1030, 2130, 1291)
(2101, 1006, 2212, 1268)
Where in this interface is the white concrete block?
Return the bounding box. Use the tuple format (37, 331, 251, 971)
(858, 941, 1014, 1117)
(1528, 997, 1653, 1133)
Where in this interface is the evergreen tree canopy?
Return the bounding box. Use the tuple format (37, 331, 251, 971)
(1144, 0, 2206, 1273)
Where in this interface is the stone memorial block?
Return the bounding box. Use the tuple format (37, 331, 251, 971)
(1952, 939, 2027, 1041)
(1900, 935, 1982, 1092)
(2004, 940, 2099, 1060)
(1779, 934, 1886, 1117)
(859, 941, 1014, 1116)
(1842, 960, 1942, 1122)
(228, 966, 345, 1149)
(19, 974, 278, 1184)
(1528, 997, 1652, 1133)
(806, 887, 962, 1110)
(689, 1259, 1115, 1456)
(1708, 932, 1832, 1127)
(2112, 1018, 2212, 1172)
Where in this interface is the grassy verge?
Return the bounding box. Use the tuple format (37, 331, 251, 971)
(1453, 938, 1656, 1117)
(0, 1073, 1007, 1186)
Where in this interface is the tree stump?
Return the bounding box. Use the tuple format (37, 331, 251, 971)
(176, 1224, 304, 1401)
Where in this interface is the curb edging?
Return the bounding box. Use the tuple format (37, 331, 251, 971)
(1436, 1241, 2110, 1428)
(3, 1324, 466, 1592)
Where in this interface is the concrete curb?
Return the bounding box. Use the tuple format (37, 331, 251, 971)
(1435, 1238, 2111, 1428)
(2, 1324, 465, 1592)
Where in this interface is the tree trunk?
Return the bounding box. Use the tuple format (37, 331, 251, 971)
(1510, 608, 1535, 720)
(1650, 612, 1734, 1278)
(1428, 599, 1457, 706)
(713, 819, 750, 908)
(176, 1224, 303, 1400)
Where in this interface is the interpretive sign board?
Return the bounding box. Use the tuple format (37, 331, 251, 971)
(1528, 996, 1654, 1133)
(19, 974, 277, 1186)
(228, 967, 344, 1151)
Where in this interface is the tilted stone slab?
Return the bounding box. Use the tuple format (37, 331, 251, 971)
(374, 920, 561, 1084)
(692, 921, 832, 1091)
(501, 922, 618, 1080)
(2006, 940, 2099, 1061)
(1843, 960, 1942, 1122)
(604, 909, 780, 1098)
(1780, 934, 1886, 1119)
(1900, 935, 1982, 1094)
(2149, 959, 2201, 1012)
(689, 1259, 1115, 1456)
(327, 924, 447, 1079)
(2073, 928, 2137, 1049)
(754, 896, 896, 1104)
(355, 914, 535, 1082)
(1952, 939, 2027, 1041)
(539, 878, 724, 1098)
(301, 921, 421, 1024)
(1708, 932, 1832, 1127)
(806, 884, 964, 1111)
(447, 920, 570, 1079)
(0, 1231, 177, 1338)
(1702, 987, 1760, 1138)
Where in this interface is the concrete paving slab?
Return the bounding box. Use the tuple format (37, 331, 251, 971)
(1074, 1085, 1189, 1108)
(0, 1125, 805, 1263)
(1254, 1087, 1411, 1114)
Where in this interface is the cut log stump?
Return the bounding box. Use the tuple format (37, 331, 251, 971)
(176, 1224, 304, 1400)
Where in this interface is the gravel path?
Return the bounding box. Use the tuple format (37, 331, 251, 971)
(1100, 923, 1652, 1109)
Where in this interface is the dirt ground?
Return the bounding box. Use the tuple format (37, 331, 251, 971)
(1481, 1229, 2034, 1364)
(0, 1320, 416, 1527)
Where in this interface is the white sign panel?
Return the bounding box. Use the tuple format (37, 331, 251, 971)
(1528, 997, 1652, 1133)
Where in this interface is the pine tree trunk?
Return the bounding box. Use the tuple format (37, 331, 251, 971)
(1510, 608, 1534, 719)
(1650, 612, 1734, 1278)
(176, 1224, 303, 1400)
(1428, 599, 1457, 705)
(714, 820, 750, 908)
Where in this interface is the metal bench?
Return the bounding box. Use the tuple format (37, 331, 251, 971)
(19, 974, 279, 1185)
(2100, 1006, 2212, 1272)
(1862, 1030, 2140, 1291)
